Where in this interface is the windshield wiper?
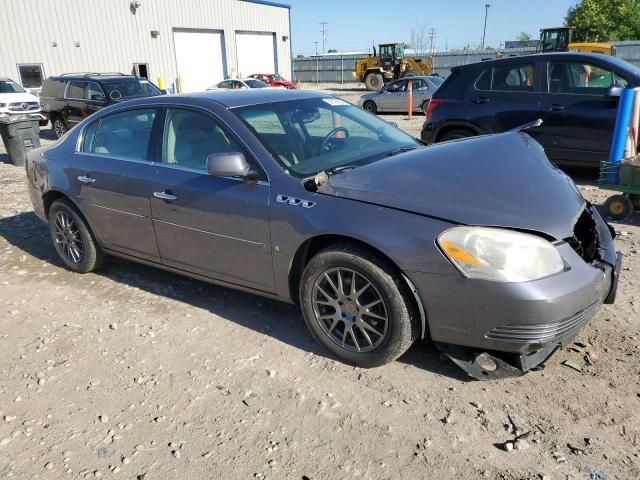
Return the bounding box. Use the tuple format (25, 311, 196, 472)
(388, 145, 418, 157)
(327, 165, 358, 175)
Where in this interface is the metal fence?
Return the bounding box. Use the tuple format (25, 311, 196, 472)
(293, 41, 640, 84)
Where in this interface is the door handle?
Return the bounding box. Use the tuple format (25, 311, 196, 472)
(77, 175, 96, 184)
(549, 104, 565, 112)
(472, 97, 490, 104)
(153, 191, 178, 201)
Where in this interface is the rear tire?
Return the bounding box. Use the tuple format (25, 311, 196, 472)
(51, 115, 68, 139)
(299, 244, 418, 368)
(364, 73, 384, 91)
(604, 194, 634, 221)
(630, 193, 640, 210)
(363, 100, 378, 114)
(402, 70, 421, 78)
(48, 199, 104, 273)
(439, 129, 475, 142)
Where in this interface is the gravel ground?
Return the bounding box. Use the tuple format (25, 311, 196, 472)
(0, 87, 639, 480)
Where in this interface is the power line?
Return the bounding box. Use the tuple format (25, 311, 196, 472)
(320, 22, 329, 54)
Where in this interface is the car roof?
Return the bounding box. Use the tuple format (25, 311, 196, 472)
(126, 89, 326, 109)
(49, 73, 142, 82)
(456, 52, 640, 75)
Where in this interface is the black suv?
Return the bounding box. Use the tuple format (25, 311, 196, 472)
(421, 52, 640, 166)
(39, 73, 163, 138)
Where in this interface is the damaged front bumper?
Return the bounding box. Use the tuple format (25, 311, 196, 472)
(408, 205, 621, 380)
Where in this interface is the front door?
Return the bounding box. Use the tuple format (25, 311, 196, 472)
(465, 61, 542, 134)
(149, 107, 274, 291)
(538, 59, 628, 165)
(382, 79, 408, 112)
(73, 107, 161, 260)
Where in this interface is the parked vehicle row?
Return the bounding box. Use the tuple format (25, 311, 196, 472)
(39, 73, 164, 138)
(0, 77, 42, 121)
(26, 88, 620, 378)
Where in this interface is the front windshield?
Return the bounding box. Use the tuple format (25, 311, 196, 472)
(0, 80, 25, 94)
(234, 97, 420, 177)
(101, 79, 162, 101)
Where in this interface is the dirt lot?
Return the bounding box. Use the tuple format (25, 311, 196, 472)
(0, 85, 639, 480)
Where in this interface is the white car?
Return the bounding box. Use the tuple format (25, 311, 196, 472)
(0, 77, 42, 120)
(207, 78, 270, 90)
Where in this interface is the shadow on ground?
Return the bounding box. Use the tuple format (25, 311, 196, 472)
(0, 211, 466, 381)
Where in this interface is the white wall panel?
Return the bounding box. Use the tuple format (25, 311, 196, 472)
(0, 0, 292, 90)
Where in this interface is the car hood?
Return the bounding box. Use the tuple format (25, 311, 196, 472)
(0, 92, 39, 104)
(318, 132, 585, 240)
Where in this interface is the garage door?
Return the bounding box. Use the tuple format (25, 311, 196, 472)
(173, 29, 226, 93)
(236, 31, 277, 77)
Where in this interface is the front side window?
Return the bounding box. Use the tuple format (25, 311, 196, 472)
(0, 80, 25, 94)
(548, 61, 628, 94)
(86, 82, 106, 102)
(235, 97, 420, 177)
(386, 80, 407, 93)
(162, 108, 244, 171)
(245, 79, 268, 88)
(90, 109, 157, 160)
(411, 79, 429, 91)
(66, 81, 87, 99)
(17, 64, 44, 89)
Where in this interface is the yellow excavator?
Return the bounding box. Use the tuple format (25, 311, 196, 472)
(537, 27, 615, 55)
(354, 43, 434, 91)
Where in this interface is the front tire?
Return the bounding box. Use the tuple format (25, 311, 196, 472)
(299, 244, 418, 368)
(364, 73, 383, 91)
(363, 100, 378, 114)
(49, 199, 104, 273)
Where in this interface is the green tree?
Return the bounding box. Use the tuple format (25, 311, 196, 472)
(566, 0, 640, 41)
(517, 31, 532, 46)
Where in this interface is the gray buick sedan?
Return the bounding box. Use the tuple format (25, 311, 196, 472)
(26, 89, 621, 379)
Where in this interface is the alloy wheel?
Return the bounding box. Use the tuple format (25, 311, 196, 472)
(54, 119, 67, 138)
(312, 267, 388, 353)
(53, 211, 83, 264)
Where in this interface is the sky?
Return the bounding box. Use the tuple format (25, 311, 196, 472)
(285, 0, 578, 56)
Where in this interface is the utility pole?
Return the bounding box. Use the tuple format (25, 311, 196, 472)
(428, 28, 437, 55)
(481, 4, 491, 50)
(314, 41, 319, 84)
(320, 22, 329, 54)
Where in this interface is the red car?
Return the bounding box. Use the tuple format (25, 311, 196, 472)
(249, 73, 296, 89)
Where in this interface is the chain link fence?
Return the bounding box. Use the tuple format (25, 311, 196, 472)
(293, 42, 640, 84)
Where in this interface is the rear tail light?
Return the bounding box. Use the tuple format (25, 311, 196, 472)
(424, 98, 443, 118)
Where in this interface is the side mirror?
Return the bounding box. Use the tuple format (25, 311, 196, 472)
(606, 84, 623, 98)
(206, 152, 251, 178)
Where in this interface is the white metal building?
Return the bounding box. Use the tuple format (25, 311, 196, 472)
(0, 0, 292, 93)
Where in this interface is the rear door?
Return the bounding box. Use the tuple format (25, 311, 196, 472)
(73, 107, 161, 260)
(410, 78, 431, 111)
(148, 107, 274, 291)
(64, 80, 88, 127)
(465, 61, 542, 133)
(538, 59, 628, 165)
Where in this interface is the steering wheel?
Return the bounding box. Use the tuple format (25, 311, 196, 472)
(320, 127, 350, 151)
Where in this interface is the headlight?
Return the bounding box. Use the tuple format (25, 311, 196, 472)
(437, 226, 564, 282)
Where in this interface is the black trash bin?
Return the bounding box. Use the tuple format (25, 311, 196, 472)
(0, 117, 41, 166)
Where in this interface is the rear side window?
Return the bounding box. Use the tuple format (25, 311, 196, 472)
(66, 81, 86, 99)
(90, 109, 157, 161)
(41, 79, 66, 98)
(475, 63, 535, 92)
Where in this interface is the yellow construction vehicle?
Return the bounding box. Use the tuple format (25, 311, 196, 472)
(354, 43, 434, 91)
(538, 27, 615, 55)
